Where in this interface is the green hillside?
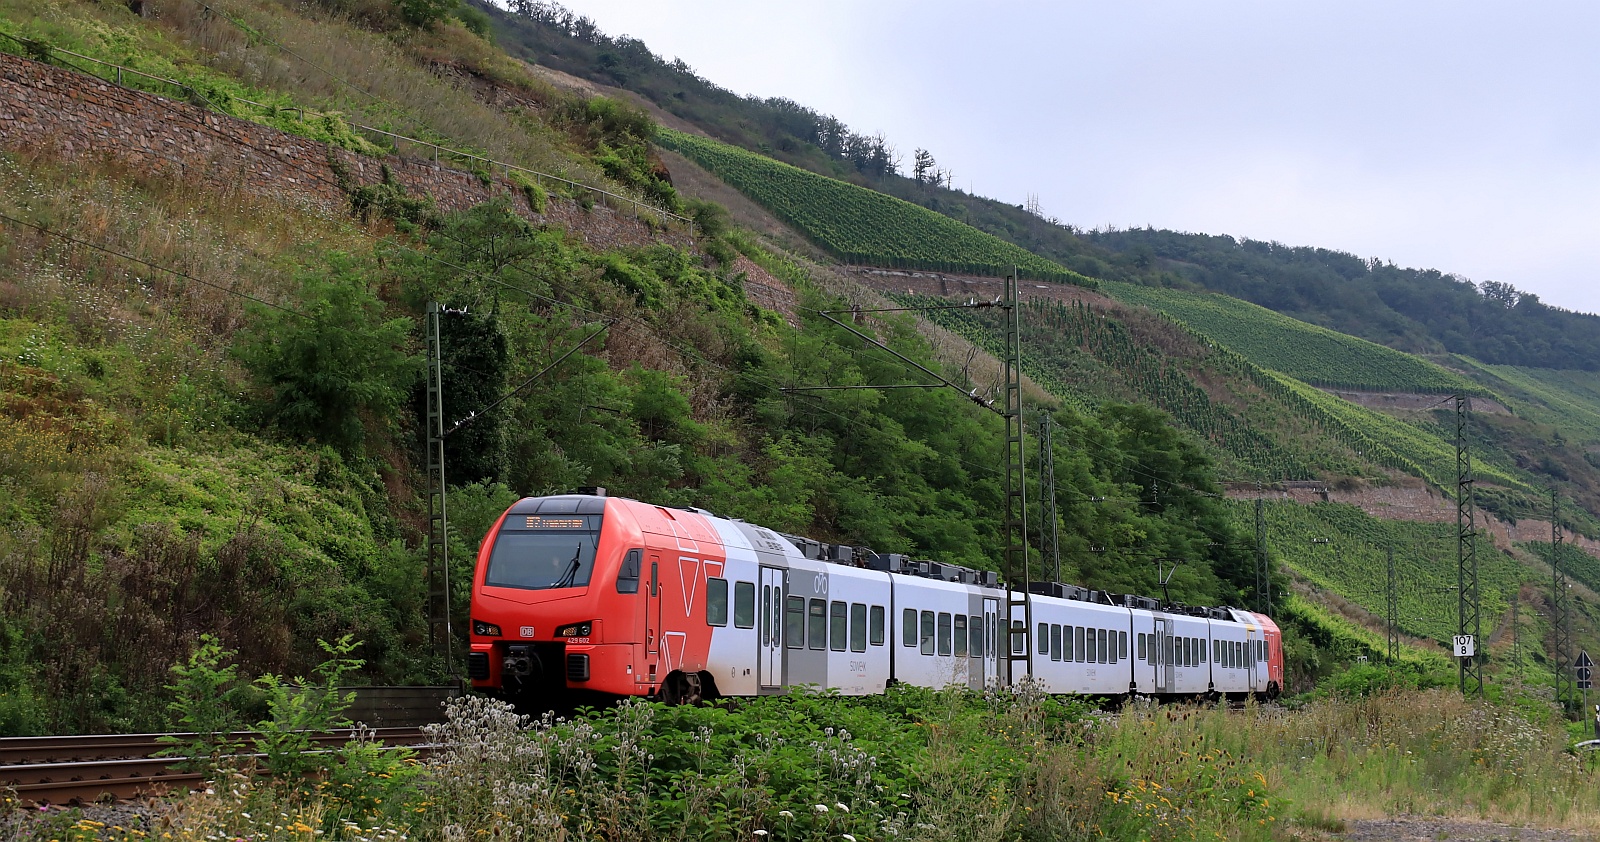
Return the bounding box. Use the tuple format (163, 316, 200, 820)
(658, 129, 1092, 284)
(1451, 358, 1600, 445)
(1100, 280, 1488, 395)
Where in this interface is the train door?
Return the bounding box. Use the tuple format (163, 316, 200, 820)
(1246, 630, 1258, 692)
(644, 555, 662, 686)
(1152, 615, 1172, 693)
(982, 598, 1000, 687)
(758, 567, 784, 689)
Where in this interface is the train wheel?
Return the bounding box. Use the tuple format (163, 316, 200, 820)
(661, 670, 703, 705)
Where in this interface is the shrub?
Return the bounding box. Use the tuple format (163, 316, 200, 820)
(234, 258, 419, 455)
(395, 0, 459, 29)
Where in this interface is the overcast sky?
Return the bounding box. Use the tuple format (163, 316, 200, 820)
(552, 1, 1600, 316)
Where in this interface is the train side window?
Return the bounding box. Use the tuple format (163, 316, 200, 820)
(1074, 626, 1085, 663)
(1259, 640, 1266, 661)
(1101, 629, 1111, 665)
(1085, 627, 1096, 663)
(969, 615, 982, 658)
(762, 586, 771, 645)
(830, 601, 848, 652)
(851, 603, 868, 652)
(785, 596, 806, 649)
(734, 582, 755, 629)
(870, 605, 886, 646)
(1138, 633, 1147, 662)
(1037, 622, 1049, 656)
(772, 588, 784, 644)
(903, 608, 918, 647)
(706, 577, 729, 626)
(809, 599, 828, 650)
(1236, 641, 1244, 667)
(937, 612, 953, 656)
(1010, 620, 1026, 655)
(1213, 639, 1221, 664)
(953, 614, 967, 658)
(616, 549, 641, 594)
(1198, 635, 1206, 663)
(1050, 624, 1062, 662)
(1164, 635, 1174, 667)
(922, 611, 937, 656)
(1120, 631, 1128, 661)
(1109, 630, 1119, 664)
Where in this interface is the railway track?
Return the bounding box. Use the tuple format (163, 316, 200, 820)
(1, 727, 430, 805)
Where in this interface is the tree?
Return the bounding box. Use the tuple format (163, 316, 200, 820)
(236, 258, 419, 455)
(913, 148, 936, 184)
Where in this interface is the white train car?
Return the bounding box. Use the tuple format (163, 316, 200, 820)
(1027, 591, 1134, 696)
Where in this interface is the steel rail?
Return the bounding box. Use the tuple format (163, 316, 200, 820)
(0, 728, 432, 804)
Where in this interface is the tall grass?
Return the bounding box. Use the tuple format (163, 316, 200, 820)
(1112, 690, 1599, 830)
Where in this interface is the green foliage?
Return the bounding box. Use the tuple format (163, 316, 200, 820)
(348, 166, 441, 231)
(453, 2, 493, 39)
(235, 257, 419, 455)
(1325, 662, 1452, 698)
(156, 635, 247, 772)
(395, 0, 460, 30)
(659, 129, 1093, 284)
(251, 635, 363, 778)
(1089, 228, 1600, 372)
(1101, 279, 1487, 395)
(508, 170, 548, 213)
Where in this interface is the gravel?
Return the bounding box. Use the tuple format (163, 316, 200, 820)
(1338, 816, 1596, 842)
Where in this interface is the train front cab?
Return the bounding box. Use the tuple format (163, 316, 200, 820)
(469, 494, 674, 703)
(471, 493, 746, 705)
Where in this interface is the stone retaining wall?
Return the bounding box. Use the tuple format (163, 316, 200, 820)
(0, 51, 690, 253)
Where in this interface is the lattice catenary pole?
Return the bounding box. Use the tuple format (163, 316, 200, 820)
(1455, 394, 1482, 698)
(425, 302, 454, 679)
(1002, 269, 1032, 684)
(1553, 489, 1574, 712)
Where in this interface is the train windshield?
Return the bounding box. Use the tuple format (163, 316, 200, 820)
(485, 514, 601, 591)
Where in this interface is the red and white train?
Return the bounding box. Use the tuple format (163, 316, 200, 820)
(467, 491, 1284, 704)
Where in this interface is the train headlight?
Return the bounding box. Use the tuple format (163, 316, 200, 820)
(472, 619, 503, 637)
(555, 621, 593, 638)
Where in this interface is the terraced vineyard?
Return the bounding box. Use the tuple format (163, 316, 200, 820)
(903, 291, 1539, 495)
(1100, 280, 1488, 395)
(659, 129, 1092, 284)
(1451, 357, 1600, 445)
(901, 294, 1385, 482)
(1241, 500, 1522, 647)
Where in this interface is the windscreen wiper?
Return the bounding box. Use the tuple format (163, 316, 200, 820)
(551, 546, 582, 589)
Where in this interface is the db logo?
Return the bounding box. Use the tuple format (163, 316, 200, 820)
(520, 626, 536, 638)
